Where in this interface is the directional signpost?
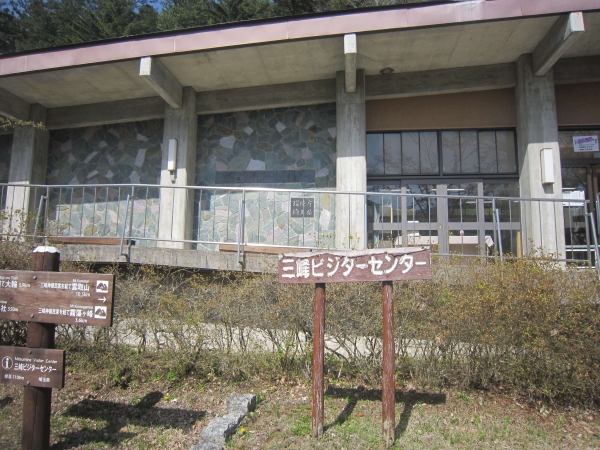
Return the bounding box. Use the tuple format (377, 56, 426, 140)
(279, 247, 432, 447)
(0, 246, 115, 450)
(0, 270, 115, 327)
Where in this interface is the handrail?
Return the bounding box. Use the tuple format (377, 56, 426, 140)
(0, 182, 589, 204)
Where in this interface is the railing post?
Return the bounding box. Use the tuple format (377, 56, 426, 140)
(119, 194, 131, 256)
(495, 208, 504, 262)
(237, 193, 246, 267)
(128, 186, 135, 253)
(492, 197, 498, 258)
(364, 192, 368, 249)
(587, 212, 600, 278)
(33, 195, 46, 244)
(585, 201, 592, 267)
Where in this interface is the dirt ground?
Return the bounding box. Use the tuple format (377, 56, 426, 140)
(1, 371, 600, 450)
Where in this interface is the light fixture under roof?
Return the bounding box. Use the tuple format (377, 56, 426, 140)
(380, 67, 394, 74)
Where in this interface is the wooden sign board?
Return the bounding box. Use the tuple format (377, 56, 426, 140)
(0, 270, 115, 327)
(278, 247, 432, 283)
(0, 346, 65, 388)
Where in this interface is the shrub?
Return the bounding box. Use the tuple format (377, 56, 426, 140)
(2, 236, 600, 405)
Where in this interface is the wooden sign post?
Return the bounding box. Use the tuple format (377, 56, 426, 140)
(279, 247, 432, 447)
(22, 246, 59, 450)
(0, 246, 116, 450)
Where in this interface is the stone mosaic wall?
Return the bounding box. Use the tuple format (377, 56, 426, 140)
(46, 121, 163, 244)
(195, 104, 337, 249)
(0, 134, 12, 210)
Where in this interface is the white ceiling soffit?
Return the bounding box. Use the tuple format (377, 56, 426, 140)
(0, 12, 599, 108)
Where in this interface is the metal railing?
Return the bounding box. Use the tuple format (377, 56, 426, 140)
(0, 182, 597, 267)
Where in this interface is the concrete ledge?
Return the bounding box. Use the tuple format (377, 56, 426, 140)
(191, 393, 256, 450)
(57, 244, 278, 273)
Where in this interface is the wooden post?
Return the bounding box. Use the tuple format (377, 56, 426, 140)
(278, 248, 431, 446)
(22, 247, 60, 450)
(382, 280, 395, 447)
(312, 283, 325, 438)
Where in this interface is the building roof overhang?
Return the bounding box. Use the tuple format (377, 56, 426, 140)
(0, 0, 599, 113)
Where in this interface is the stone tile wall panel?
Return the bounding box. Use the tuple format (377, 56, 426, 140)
(45, 121, 163, 245)
(196, 104, 337, 249)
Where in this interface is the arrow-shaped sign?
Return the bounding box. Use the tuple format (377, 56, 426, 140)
(97, 297, 106, 303)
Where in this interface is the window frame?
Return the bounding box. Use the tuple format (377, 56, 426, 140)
(366, 128, 519, 180)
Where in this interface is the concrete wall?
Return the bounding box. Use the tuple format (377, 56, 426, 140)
(45, 120, 163, 242)
(195, 104, 337, 249)
(366, 89, 517, 131)
(516, 54, 565, 259)
(0, 133, 12, 228)
(0, 134, 12, 184)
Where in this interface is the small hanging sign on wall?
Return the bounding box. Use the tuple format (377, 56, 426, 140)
(290, 198, 315, 218)
(573, 135, 599, 152)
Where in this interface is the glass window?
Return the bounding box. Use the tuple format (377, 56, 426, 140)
(483, 182, 520, 223)
(420, 132, 439, 174)
(559, 130, 600, 159)
(402, 132, 420, 174)
(442, 131, 461, 174)
(369, 129, 516, 176)
(448, 183, 478, 223)
(384, 133, 401, 175)
(561, 167, 588, 249)
(460, 131, 479, 173)
(479, 131, 497, 173)
(496, 131, 517, 173)
(367, 134, 384, 174)
(367, 184, 401, 249)
(406, 184, 437, 223)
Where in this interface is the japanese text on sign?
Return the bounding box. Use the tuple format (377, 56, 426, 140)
(290, 198, 314, 218)
(278, 248, 431, 283)
(0, 270, 114, 327)
(0, 346, 65, 388)
(573, 135, 599, 152)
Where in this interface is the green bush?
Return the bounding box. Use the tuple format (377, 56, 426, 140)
(2, 230, 600, 405)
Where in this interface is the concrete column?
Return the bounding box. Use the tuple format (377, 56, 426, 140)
(335, 69, 366, 249)
(5, 104, 49, 234)
(158, 87, 197, 249)
(516, 54, 566, 259)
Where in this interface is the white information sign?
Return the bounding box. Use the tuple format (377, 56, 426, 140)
(573, 135, 599, 152)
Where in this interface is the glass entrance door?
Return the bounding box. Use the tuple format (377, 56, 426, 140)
(562, 166, 592, 262)
(368, 180, 521, 257)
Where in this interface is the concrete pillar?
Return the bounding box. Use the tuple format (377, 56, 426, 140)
(5, 104, 49, 234)
(516, 54, 566, 259)
(335, 69, 366, 249)
(158, 87, 197, 249)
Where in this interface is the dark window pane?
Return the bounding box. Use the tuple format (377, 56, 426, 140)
(479, 131, 497, 173)
(460, 131, 479, 173)
(367, 134, 384, 174)
(401, 132, 420, 174)
(384, 133, 401, 175)
(442, 131, 460, 174)
(561, 167, 587, 191)
(448, 183, 478, 222)
(483, 182, 520, 223)
(420, 132, 439, 174)
(559, 130, 600, 159)
(367, 184, 401, 249)
(406, 184, 437, 223)
(496, 131, 517, 173)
